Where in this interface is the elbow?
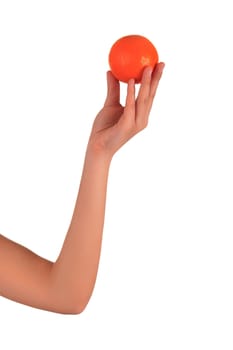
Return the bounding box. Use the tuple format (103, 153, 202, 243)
(60, 294, 90, 315)
(66, 288, 93, 315)
(49, 265, 92, 315)
(54, 299, 86, 315)
(48, 289, 90, 315)
(67, 301, 88, 315)
(55, 302, 87, 315)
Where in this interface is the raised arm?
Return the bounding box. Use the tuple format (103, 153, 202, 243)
(0, 63, 165, 314)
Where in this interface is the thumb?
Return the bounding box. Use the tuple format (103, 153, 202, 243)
(104, 71, 120, 106)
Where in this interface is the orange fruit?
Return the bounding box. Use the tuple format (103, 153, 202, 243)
(108, 34, 159, 83)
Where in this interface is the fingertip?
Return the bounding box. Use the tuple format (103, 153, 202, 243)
(128, 78, 135, 86)
(125, 78, 135, 106)
(107, 70, 113, 76)
(160, 62, 165, 72)
(106, 70, 120, 89)
(106, 70, 113, 81)
(156, 62, 165, 72)
(145, 66, 153, 76)
(104, 70, 120, 106)
(147, 66, 154, 74)
(107, 70, 118, 81)
(127, 78, 135, 95)
(141, 66, 153, 83)
(151, 62, 165, 81)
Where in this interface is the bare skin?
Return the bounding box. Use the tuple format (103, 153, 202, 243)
(0, 63, 165, 314)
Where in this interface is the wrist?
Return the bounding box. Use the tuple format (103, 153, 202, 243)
(86, 141, 114, 166)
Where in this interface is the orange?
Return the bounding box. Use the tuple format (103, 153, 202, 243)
(108, 34, 159, 83)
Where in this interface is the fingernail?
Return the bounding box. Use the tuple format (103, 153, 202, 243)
(142, 66, 153, 80)
(128, 78, 135, 85)
(147, 66, 153, 75)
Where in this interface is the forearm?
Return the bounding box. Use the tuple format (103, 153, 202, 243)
(50, 146, 112, 313)
(0, 146, 112, 315)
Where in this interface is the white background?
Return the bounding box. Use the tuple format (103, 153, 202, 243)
(0, 0, 232, 349)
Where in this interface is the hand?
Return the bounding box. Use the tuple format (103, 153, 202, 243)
(88, 62, 165, 158)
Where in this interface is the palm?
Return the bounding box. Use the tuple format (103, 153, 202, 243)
(92, 104, 124, 134)
(88, 72, 127, 150)
(90, 70, 126, 134)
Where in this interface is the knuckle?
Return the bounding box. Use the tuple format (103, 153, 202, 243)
(136, 118, 148, 131)
(139, 96, 149, 105)
(122, 118, 135, 134)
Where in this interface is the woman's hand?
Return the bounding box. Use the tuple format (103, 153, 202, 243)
(88, 62, 165, 158)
